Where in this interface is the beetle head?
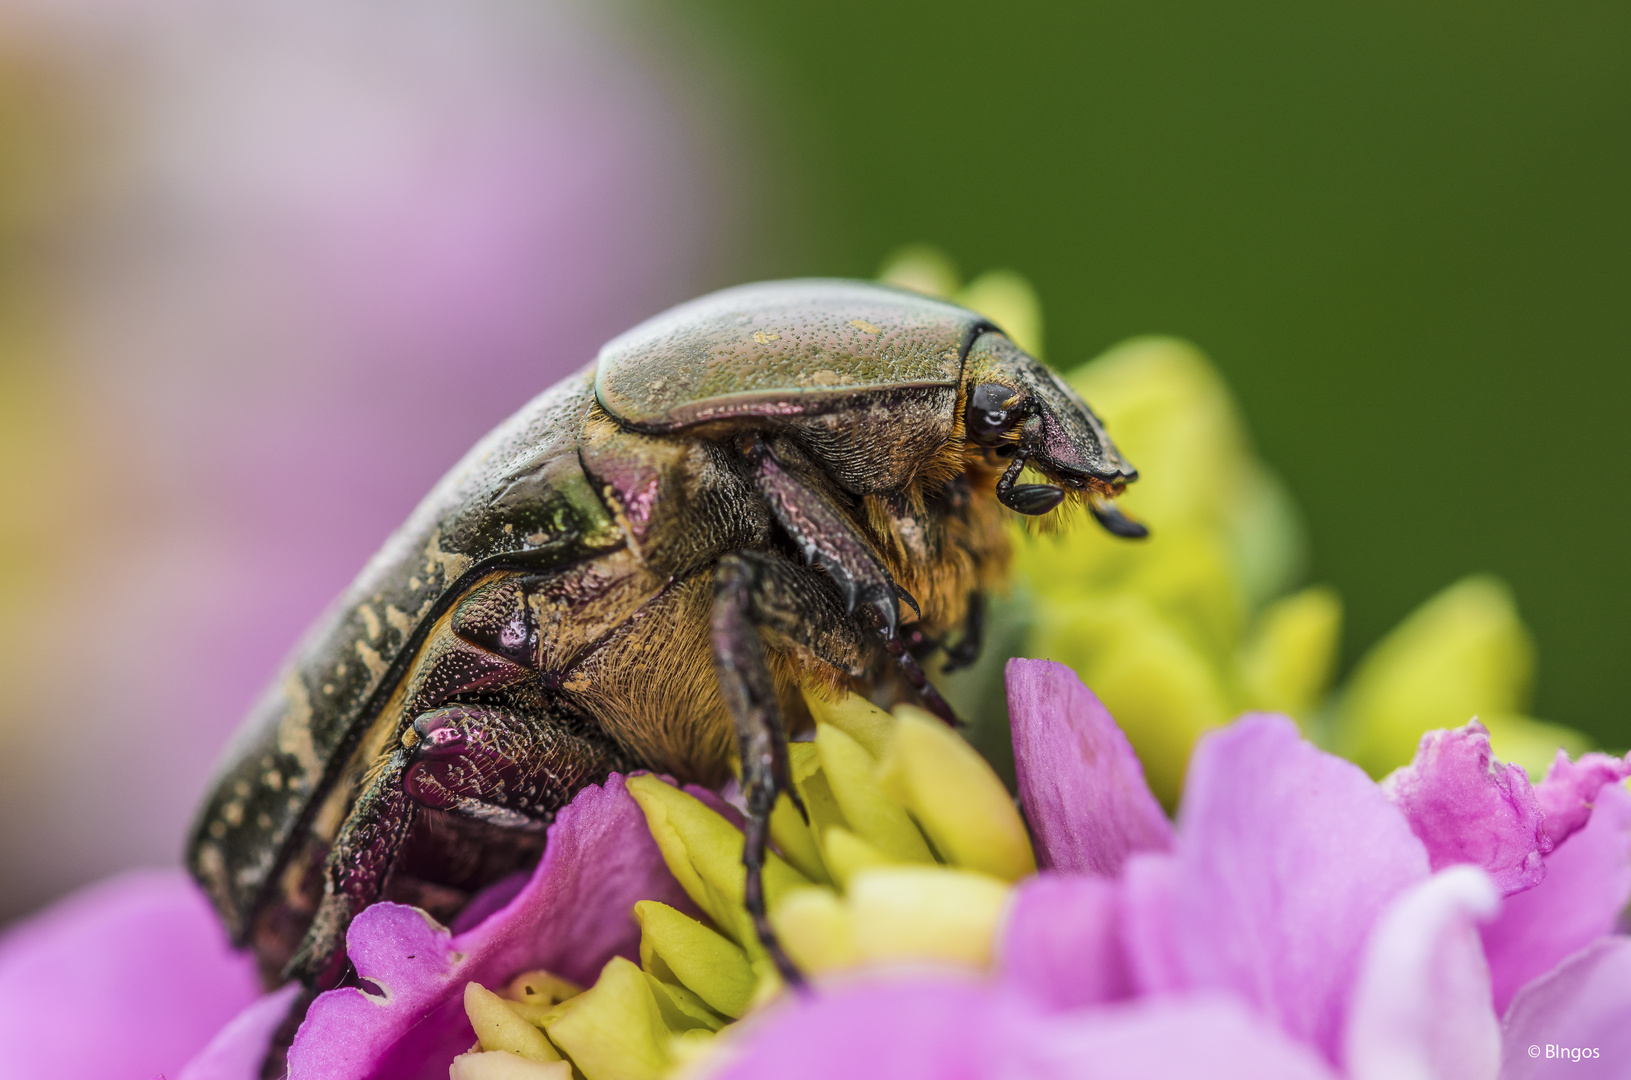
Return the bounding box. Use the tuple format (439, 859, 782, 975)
(963, 332, 1146, 538)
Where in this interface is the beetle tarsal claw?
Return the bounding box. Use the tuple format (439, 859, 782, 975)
(893, 583, 922, 621)
(1088, 495, 1149, 539)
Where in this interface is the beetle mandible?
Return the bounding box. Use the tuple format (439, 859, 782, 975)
(187, 279, 1145, 992)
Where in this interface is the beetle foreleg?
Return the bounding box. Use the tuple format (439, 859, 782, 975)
(746, 439, 960, 725)
(873, 617, 961, 727)
(712, 552, 808, 991)
(747, 440, 901, 634)
(285, 704, 621, 988)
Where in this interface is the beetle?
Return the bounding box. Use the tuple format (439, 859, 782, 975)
(186, 278, 1145, 994)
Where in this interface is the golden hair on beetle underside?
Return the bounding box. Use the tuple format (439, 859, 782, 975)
(566, 575, 736, 787)
(859, 442, 1014, 636)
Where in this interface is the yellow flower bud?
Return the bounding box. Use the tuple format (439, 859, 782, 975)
(846, 866, 1011, 968)
(801, 688, 896, 759)
(625, 775, 809, 947)
(644, 973, 726, 1033)
(819, 826, 892, 889)
(787, 741, 850, 853)
(541, 957, 671, 1080)
(449, 1050, 572, 1080)
(1335, 576, 1571, 777)
(875, 707, 1036, 881)
(634, 901, 756, 1019)
(1239, 585, 1342, 720)
(768, 789, 830, 885)
(496, 970, 581, 1025)
(463, 982, 562, 1062)
(502, 970, 582, 1005)
(816, 724, 932, 864)
(770, 885, 858, 974)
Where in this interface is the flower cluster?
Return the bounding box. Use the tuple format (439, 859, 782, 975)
(10, 658, 1620, 1078)
(1009, 342, 1594, 796)
(877, 249, 1595, 800)
(448, 692, 1044, 1078)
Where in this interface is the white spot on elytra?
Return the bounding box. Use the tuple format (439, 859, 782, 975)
(355, 641, 387, 682)
(385, 604, 413, 638)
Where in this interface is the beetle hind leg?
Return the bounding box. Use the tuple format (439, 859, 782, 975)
(285, 705, 624, 989)
(399, 704, 625, 828)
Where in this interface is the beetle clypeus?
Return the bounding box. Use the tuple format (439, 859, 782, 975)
(186, 278, 1144, 1004)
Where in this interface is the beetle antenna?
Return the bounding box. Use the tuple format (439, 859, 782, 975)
(1088, 494, 1150, 539)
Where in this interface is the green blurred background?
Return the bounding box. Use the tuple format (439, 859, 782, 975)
(665, 0, 1630, 748)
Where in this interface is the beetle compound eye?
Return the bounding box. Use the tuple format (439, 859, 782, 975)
(966, 383, 1026, 446)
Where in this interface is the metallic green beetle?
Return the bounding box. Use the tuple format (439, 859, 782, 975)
(187, 278, 1144, 993)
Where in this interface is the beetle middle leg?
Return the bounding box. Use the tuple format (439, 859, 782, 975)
(711, 552, 808, 989)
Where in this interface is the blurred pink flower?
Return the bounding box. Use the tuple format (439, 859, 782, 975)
(0, 0, 738, 920)
(0, 870, 264, 1079)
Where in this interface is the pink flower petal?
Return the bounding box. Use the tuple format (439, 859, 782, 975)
(178, 984, 303, 1080)
(1343, 867, 1501, 1080)
(998, 873, 1132, 1010)
(288, 775, 692, 1080)
(1118, 852, 1186, 992)
(1499, 936, 1631, 1079)
(1008, 995, 1342, 1080)
(448, 870, 531, 935)
(0, 870, 263, 1080)
(713, 976, 983, 1080)
(710, 976, 1339, 1080)
(1120, 714, 1431, 1064)
(1482, 782, 1631, 1014)
(1533, 751, 1631, 847)
(1383, 723, 1549, 895)
(1006, 658, 1175, 875)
